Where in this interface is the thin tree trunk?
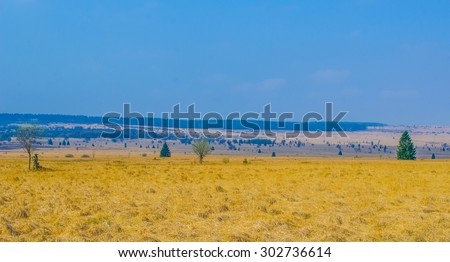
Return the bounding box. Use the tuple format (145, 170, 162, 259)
(28, 153, 31, 170)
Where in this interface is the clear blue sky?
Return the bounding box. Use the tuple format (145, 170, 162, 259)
(1, 0, 449, 125)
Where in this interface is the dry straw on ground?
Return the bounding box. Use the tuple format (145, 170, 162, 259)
(0, 154, 449, 241)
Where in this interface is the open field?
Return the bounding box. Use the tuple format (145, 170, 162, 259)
(0, 153, 449, 242)
(2, 126, 450, 159)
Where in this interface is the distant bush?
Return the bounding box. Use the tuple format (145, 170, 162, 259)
(65, 154, 74, 158)
(222, 158, 230, 164)
(81, 154, 90, 158)
(142, 153, 148, 157)
(243, 158, 249, 164)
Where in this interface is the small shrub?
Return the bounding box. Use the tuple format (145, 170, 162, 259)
(215, 186, 226, 192)
(65, 154, 74, 158)
(243, 158, 249, 164)
(219, 205, 229, 212)
(142, 153, 148, 157)
(32, 154, 41, 169)
(222, 158, 230, 164)
(81, 154, 90, 158)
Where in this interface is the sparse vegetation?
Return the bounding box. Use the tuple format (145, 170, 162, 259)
(192, 139, 211, 163)
(159, 142, 171, 158)
(16, 125, 41, 170)
(0, 154, 448, 241)
(397, 131, 416, 160)
(32, 154, 41, 169)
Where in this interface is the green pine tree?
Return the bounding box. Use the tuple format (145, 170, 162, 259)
(397, 131, 416, 160)
(160, 142, 171, 157)
(271, 152, 276, 157)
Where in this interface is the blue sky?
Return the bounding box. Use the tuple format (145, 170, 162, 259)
(0, 0, 449, 125)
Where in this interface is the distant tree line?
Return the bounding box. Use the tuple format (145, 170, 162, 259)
(0, 113, 385, 132)
(0, 125, 105, 140)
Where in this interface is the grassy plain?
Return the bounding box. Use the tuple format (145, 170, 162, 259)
(0, 153, 449, 241)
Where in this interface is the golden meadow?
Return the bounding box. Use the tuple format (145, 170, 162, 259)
(0, 152, 449, 241)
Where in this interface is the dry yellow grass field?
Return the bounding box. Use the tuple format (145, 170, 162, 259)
(0, 153, 449, 242)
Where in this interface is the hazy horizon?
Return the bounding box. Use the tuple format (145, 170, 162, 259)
(1, 1, 449, 125)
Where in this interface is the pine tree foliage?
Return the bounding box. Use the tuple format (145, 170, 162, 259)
(397, 131, 416, 160)
(160, 142, 171, 157)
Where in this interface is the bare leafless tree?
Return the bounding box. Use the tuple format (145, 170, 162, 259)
(17, 125, 41, 170)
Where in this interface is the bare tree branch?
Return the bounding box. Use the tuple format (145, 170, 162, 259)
(17, 125, 41, 170)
